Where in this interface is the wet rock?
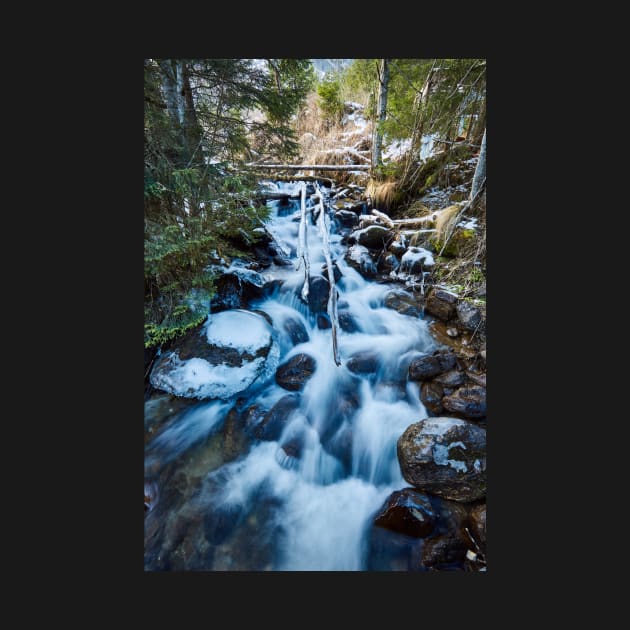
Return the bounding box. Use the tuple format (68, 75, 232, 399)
(307, 276, 331, 313)
(442, 386, 486, 419)
(317, 313, 331, 329)
(349, 225, 393, 250)
(283, 317, 309, 346)
(366, 525, 422, 571)
(338, 311, 359, 333)
(408, 350, 457, 381)
(420, 381, 444, 416)
(255, 394, 301, 441)
(425, 288, 458, 321)
(434, 370, 465, 388)
(321, 262, 342, 283)
(456, 301, 482, 332)
(210, 271, 265, 312)
(144, 480, 158, 513)
(373, 489, 436, 538)
(384, 289, 423, 318)
(275, 353, 317, 391)
(469, 503, 486, 550)
(150, 310, 278, 400)
(378, 253, 400, 274)
(345, 244, 377, 278)
(346, 351, 380, 375)
(388, 238, 407, 257)
(335, 209, 359, 228)
(397, 417, 486, 502)
(421, 532, 468, 568)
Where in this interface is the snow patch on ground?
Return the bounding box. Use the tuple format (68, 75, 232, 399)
(383, 138, 411, 162)
(458, 216, 478, 230)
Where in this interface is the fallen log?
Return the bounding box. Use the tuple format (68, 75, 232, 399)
(246, 163, 370, 172)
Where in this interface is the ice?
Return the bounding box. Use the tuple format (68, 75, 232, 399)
(401, 247, 435, 269)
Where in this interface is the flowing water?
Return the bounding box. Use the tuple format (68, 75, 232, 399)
(144, 180, 437, 571)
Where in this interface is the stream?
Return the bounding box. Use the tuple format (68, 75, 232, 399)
(144, 180, 438, 571)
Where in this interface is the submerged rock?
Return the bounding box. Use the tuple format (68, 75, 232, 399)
(275, 353, 317, 391)
(283, 317, 309, 346)
(346, 351, 380, 375)
(150, 310, 279, 400)
(338, 311, 359, 333)
(255, 394, 301, 441)
(373, 488, 436, 538)
(397, 417, 486, 502)
(442, 386, 486, 419)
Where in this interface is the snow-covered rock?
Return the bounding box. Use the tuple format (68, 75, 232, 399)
(150, 310, 279, 400)
(400, 247, 435, 273)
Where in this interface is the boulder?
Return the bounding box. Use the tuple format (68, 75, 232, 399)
(150, 310, 279, 400)
(378, 253, 400, 274)
(425, 288, 458, 321)
(408, 350, 457, 381)
(373, 488, 436, 538)
(210, 269, 266, 312)
(397, 417, 486, 502)
(275, 353, 317, 391)
(420, 381, 444, 416)
(349, 225, 393, 250)
(442, 386, 486, 419)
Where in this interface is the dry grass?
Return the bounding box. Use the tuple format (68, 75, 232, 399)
(434, 204, 463, 243)
(294, 93, 372, 184)
(367, 180, 398, 211)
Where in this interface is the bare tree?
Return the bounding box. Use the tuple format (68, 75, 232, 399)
(371, 59, 390, 170)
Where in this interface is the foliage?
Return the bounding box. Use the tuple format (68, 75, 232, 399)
(317, 76, 344, 125)
(144, 58, 310, 348)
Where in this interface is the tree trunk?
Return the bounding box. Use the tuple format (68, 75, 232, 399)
(371, 59, 389, 170)
(470, 128, 486, 200)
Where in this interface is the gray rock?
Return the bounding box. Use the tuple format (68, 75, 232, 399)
(456, 301, 482, 332)
(384, 289, 423, 318)
(434, 370, 465, 388)
(349, 225, 393, 250)
(420, 381, 444, 416)
(346, 351, 380, 375)
(335, 209, 359, 228)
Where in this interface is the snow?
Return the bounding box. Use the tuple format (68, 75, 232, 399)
(223, 261, 270, 288)
(401, 247, 435, 268)
(458, 216, 478, 230)
(205, 309, 272, 354)
(382, 138, 411, 162)
(433, 440, 468, 473)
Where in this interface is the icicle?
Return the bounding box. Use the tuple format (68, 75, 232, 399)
(295, 182, 310, 301)
(315, 183, 341, 367)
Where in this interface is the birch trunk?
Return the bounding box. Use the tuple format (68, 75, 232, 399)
(470, 128, 486, 201)
(371, 59, 390, 169)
